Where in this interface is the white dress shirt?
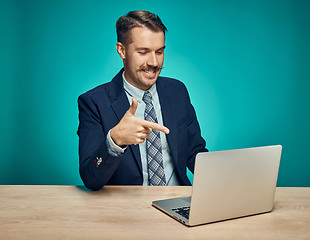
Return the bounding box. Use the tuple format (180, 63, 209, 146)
(106, 72, 180, 186)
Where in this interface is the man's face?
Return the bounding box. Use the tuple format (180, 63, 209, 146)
(117, 27, 165, 91)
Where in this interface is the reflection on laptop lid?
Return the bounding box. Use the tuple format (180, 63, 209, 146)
(152, 145, 282, 226)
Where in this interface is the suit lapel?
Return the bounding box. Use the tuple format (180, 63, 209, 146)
(156, 79, 179, 166)
(109, 70, 142, 173)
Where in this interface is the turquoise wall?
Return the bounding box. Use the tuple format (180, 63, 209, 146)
(1, 0, 309, 186)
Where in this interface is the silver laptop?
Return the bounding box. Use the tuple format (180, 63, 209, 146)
(152, 145, 282, 226)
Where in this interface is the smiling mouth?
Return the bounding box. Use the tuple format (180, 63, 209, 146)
(141, 66, 162, 78)
(143, 69, 156, 78)
(144, 69, 156, 74)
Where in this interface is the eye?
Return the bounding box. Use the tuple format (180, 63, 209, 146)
(156, 51, 163, 55)
(138, 51, 147, 55)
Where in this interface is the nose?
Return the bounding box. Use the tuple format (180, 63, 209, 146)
(147, 52, 158, 67)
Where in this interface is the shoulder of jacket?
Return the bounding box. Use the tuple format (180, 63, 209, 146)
(79, 82, 110, 99)
(157, 76, 187, 89)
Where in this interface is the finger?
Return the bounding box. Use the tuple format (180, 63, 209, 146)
(127, 98, 138, 115)
(134, 138, 145, 145)
(140, 127, 152, 133)
(138, 126, 153, 134)
(139, 137, 146, 143)
(139, 132, 150, 139)
(141, 120, 170, 134)
(145, 127, 152, 133)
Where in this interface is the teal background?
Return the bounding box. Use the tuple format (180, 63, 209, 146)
(1, 0, 309, 186)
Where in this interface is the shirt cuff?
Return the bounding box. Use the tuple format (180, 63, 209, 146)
(106, 129, 127, 156)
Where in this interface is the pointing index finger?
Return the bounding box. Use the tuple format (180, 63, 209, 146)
(141, 119, 170, 134)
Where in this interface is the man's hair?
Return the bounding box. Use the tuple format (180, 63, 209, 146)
(116, 10, 167, 45)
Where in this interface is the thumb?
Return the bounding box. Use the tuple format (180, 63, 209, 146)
(127, 97, 138, 115)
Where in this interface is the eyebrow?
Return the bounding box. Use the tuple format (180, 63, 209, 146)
(136, 46, 166, 52)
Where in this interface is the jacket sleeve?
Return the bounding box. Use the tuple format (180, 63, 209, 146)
(77, 93, 122, 190)
(182, 85, 208, 173)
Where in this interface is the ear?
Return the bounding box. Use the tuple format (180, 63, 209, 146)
(116, 42, 126, 60)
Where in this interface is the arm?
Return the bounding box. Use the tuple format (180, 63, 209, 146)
(186, 102, 208, 172)
(78, 94, 169, 190)
(179, 84, 208, 173)
(77, 93, 122, 190)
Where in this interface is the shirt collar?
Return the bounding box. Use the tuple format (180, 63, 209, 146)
(122, 71, 157, 103)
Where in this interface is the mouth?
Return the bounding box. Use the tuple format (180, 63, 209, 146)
(142, 69, 157, 78)
(141, 66, 162, 79)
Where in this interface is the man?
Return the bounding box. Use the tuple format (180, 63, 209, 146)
(78, 10, 208, 190)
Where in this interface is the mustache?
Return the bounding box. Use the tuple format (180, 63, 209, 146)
(140, 66, 164, 72)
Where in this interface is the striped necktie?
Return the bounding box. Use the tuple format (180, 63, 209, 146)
(143, 91, 166, 186)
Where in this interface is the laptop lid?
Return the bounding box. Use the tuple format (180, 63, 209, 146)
(152, 145, 282, 226)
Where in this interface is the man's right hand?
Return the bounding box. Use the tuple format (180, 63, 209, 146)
(110, 98, 170, 146)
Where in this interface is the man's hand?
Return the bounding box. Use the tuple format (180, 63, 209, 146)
(110, 98, 170, 146)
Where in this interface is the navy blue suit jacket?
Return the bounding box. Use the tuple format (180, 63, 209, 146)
(77, 69, 208, 190)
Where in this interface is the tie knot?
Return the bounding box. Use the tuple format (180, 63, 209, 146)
(143, 91, 153, 104)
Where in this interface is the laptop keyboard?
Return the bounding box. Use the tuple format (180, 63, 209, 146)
(172, 206, 190, 219)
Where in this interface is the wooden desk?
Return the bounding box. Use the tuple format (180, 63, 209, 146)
(0, 186, 309, 240)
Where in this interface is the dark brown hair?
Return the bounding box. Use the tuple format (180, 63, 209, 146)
(116, 10, 167, 45)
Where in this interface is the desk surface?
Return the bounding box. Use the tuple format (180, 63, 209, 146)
(0, 186, 309, 240)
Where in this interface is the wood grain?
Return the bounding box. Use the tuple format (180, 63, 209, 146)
(0, 186, 309, 240)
